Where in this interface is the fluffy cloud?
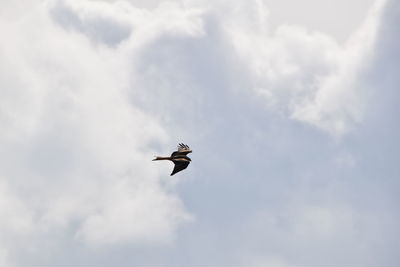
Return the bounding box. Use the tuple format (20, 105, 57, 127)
(222, 0, 385, 136)
(0, 0, 399, 266)
(0, 0, 195, 262)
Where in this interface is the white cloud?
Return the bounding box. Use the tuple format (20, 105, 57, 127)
(0, 181, 33, 235)
(290, 0, 385, 135)
(1, 0, 399, 266)
(76, 177, 191, 245)
(0, 180, 33, 267)
(0, 249, 13, 267)
(221, 0, 385, 136)
(0, 0, 196, 260)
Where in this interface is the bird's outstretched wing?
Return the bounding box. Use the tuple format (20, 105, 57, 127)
(171, 143, 192, 156)
(171, 160, 190, 176)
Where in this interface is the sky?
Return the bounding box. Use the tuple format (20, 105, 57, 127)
(0, 0, 399, 266)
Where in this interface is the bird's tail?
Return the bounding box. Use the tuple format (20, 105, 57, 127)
(152, 156, 171, 161)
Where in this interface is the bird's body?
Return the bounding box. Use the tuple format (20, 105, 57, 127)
(153, 143, 192, 175)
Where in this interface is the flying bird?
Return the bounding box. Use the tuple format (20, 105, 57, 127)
(153, 143, 192, 176)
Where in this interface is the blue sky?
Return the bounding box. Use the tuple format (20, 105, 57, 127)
(0, 0, 399, 266)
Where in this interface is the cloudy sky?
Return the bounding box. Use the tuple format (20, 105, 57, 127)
(0, 0, 399, 266)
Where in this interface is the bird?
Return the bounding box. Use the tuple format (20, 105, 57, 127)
(153, 143, 192, 176)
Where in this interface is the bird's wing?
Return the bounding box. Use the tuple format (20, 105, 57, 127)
(170, 160, 190, 176)
(171, 143, 192, 156)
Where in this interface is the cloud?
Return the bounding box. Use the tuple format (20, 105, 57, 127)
(1, 0, 399, 266)
(49, 0, 133, 46)
(0, 0, 195, 261)
(76, 177, 190, 245)
(221, 0, 385, 136)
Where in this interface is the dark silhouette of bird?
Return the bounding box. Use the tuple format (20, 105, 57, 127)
(153, 143, 192, 175)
